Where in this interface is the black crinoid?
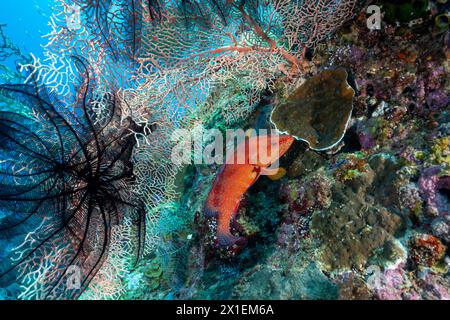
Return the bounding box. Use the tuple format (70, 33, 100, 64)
(0, 56, 145, 299)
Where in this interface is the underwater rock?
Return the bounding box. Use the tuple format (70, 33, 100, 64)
(313, 202, 402, 272)
(287, 150, 326, 178)
(236, 184, 286, 245)
(428, 136, 450, 166)
(279, 172, 332, 216)
(418, 270, 450, 300)
(368, 155, 405, 211)
(370, 265, 420, 300)
(371, 263, 450, 300)
(426, 90, 449, 110)
(175, 244, 205, 299)
(369, 239, 408, 269)
(399, 183, 424, 219)
(276, 172, 332, 245)
(356, 121, 377, 150)
(333, 153, 370, 182)
(271, 68, 355, 151)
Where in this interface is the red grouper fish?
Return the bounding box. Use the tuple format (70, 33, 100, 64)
(204, 134, 294, 247)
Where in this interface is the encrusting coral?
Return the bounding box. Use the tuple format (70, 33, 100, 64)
(311, 159, 404, 272)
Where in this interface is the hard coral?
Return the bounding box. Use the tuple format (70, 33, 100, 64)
(312, 161, 404, 272)
(418, 166, 450, 216)
(408, 234, 446, 267)
(287, 149, 325, 178)
(370, 265, 420, 300)
(334, 154, 369, 182)
(279, 172, 332, 215)
(428, 136, 450, 165)
(337, 272, 373, 300)
(271, 68, 355, 150)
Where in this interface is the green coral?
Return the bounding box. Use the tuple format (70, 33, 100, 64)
(334, 153, 370, 182)
(341, 169, 360, 181)
(428, 136, 450, 166)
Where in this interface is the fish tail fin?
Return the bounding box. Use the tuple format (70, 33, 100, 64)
(217, 231, 241, 248)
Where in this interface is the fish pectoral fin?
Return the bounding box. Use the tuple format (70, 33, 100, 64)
(217, 232, 241, 248)
(260, 167, 281, 176)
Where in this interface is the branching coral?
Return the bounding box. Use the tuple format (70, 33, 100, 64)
(19, 52, 79, 98)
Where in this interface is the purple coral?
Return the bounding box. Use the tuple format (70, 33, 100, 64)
(358, 130, 376, 150)
(356, 120, 376, 150)
(418, 167, 450, 216)
(421, 272, 450, 300)
(399, 183, 422, 211)
(426, 90, 449, 111)
(373, 264, 450, 300)
(372, 266, 419, 300)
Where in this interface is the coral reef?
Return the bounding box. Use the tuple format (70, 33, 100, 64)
(158, 0, 449, 300)
(337, 272, 372, 300)
(380, 0, 430, 24)
(232, 262, 337, 300)
(0, 0, 449, 301)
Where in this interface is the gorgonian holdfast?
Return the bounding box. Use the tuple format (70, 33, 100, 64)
(0, 56, 146, 299)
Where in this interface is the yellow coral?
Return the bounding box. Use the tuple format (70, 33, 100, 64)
(334, 155, 369, 182)
(237, 214, 260, 237)
(429, 137, 450, 165)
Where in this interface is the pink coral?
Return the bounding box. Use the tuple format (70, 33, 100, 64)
(419, 167, 450, 216)
(371, 265, 420, 300)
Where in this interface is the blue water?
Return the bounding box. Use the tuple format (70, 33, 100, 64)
(0, 0, 54, 67)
